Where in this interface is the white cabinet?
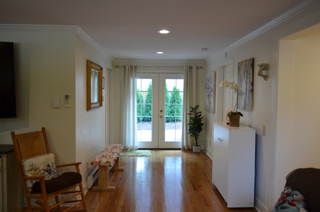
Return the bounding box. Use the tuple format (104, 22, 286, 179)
(212, 122, 256, 208)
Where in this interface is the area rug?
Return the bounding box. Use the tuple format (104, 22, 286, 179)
(120, 150, 152, 157)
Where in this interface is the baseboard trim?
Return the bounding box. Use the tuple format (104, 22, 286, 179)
(205, 147, 213, 160)
(255, 197, 269, 212)
(83, 181, 89, 194)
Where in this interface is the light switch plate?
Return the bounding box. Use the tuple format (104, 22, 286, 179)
(53, 98, 60, 108)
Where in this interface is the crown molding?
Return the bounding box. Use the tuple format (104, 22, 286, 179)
(0, 24, 111, 58)
(0, 24, 78, 32)
(207, 0, 320, 60)
(113, 58, 206, 66)
(75, 27, 111, 58)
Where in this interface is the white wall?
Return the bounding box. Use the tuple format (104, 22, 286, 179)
(205, 6, 320, 211)
(275, 25, 320, 203)
(0, 26, 113, 190)
(110, 59, 207, 148)
(75, 34, 113, 183)
(0, 28, 77, 165)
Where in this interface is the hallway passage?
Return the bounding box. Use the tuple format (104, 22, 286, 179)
(84, 150, 258, 212)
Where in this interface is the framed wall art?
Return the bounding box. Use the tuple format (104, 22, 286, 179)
(237, 58, 254, 111)
(87, 60, 103, 111)
(205, 71, 216, 114)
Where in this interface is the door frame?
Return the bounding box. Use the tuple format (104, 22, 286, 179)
(217, 58, 234, 122)
(136, 72, 184, 149)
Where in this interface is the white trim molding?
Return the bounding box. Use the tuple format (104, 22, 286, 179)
(113, 59, 206, 67)
(205, 147, 213, 160)
(76, 27, 111, 58)
(0, 24, 111, 58)
(255, 197, 269, 212)
(0, 24, 78, 32)
(208, 0, 320, 60)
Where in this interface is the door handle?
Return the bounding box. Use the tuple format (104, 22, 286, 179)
(218, 138, 223, 142)
(160, 110, 163, 112)
(160, 115, 163, 118)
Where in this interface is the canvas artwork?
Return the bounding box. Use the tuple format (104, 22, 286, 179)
(205, 72, 216, 114)
(237, 58, 254, 111)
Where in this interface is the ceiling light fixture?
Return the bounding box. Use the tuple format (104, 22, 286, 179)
(157, 52, 164, 54)
(157, 29, 171, 34)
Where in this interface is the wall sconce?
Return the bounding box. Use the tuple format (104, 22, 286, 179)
(258, 63, 269, 81)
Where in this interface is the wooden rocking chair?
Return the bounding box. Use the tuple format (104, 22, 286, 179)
(11, 127, 87, 212)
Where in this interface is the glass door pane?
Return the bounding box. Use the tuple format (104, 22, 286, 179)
(165, 79, 183, 142)
(136, 74, 159, 148)
(159, 74, 184, 148)
(136, 73, 183, 149)
(137, 78, 152, 142)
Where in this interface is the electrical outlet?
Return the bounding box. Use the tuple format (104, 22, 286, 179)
(262, 125, 266, 136)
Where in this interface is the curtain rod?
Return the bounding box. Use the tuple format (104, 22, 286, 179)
(114, 65, 203, 69)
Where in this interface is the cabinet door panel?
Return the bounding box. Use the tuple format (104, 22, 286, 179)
(213, 125, 229, 202)
(212, 122, 256, 208)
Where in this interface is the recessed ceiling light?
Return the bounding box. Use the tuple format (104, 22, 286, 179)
(157, 52, 164, 54)
(157, 29, 171, 34)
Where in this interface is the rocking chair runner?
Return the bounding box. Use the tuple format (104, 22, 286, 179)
(11, 127, 87, 212)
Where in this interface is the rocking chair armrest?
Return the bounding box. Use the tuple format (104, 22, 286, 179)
(56, 162, 82, 168)
(23, 175, 46, 180)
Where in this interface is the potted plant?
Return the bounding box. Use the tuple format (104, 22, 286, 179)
(188, 105, 204, 153)
(219, 80, 243, 127)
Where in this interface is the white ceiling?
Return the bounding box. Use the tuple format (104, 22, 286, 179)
(0, 0, 303, 60)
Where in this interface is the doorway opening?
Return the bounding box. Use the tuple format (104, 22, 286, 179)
(136, 73, 184, 149)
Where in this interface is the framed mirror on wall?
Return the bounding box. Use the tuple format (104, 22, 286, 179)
(87, 60, 103, 111)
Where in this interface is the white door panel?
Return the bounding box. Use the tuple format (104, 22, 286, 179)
(136, 73, 183, 149)
(136, 74, 159, 148)
(159, 74, 184, 148)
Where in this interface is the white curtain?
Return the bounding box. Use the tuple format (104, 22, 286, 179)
(120, 65, 138, 150)
(181, 66, 197, 150)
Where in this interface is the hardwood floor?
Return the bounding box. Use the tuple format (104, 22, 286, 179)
(83, 150, 257, 212)
(22, 150, 257, 212)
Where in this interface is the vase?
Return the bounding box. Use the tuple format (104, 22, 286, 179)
(226, 110, 232, 124)
(229, 115, 240, 127)
(193, 145, 201, 153)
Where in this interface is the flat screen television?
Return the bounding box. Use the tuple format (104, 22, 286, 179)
(0, 42, 16, 118)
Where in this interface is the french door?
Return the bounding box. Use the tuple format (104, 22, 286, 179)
(136, 73, 184, 149)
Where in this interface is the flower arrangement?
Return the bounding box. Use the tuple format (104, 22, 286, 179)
(219, 80, 243, 117)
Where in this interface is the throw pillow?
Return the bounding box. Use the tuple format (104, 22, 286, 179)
(285, 168, 320, 211)
(21, 153, 59, 193)
(271, 187, 308, 212)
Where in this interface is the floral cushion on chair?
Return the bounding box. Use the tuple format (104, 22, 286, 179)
(21, 153, 59, 193)
(271, 187, 308, 212)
